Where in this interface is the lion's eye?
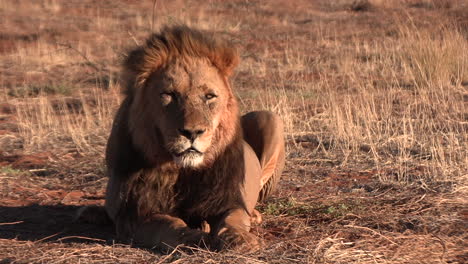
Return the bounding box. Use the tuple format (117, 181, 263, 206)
(160, 92, 174, 105)
(205, 93, 217, 100)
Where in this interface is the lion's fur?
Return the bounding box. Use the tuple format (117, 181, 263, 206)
(105, 26, 249, 241)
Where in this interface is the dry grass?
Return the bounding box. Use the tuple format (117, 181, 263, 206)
(1, 0, 467, 263)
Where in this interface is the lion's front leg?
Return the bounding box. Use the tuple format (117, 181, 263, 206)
(122, 214, 215, 251)
(132, 214, 190, 249)
(208, 142, 264, 252)
(214, 209, 261, 252)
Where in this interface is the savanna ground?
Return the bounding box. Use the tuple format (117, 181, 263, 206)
(0, 0, 467, 263)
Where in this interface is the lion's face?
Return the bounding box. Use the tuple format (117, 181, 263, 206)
(136, 58, 234, 168)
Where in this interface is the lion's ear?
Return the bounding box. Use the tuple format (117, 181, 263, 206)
(122, 42, 168, 94)
(121, 47, 146, 95)
(124, 47, 146, 73)
(215, 47, 239, 77)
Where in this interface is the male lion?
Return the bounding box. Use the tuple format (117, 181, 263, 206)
(104, 26, 285, 251)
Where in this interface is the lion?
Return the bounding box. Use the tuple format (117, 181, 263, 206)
(103, 25, 285, 251)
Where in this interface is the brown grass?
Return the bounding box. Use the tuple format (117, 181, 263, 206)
(1, 0, 467, 263)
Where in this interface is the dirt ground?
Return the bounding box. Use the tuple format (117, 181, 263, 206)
(0, 0, 467, 263)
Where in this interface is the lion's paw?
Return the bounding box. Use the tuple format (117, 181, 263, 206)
(217, 228, 262, 253)
(179, 228, 213, 248)
(250, 209, 263, 225)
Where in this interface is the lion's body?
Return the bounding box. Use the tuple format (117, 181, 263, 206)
(103, 26, 285, 251)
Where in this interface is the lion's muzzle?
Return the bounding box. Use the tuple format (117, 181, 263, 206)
(178, 128, 206, 142)
(169, 131, 211, 168)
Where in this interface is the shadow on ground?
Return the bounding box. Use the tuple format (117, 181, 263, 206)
(0, 205, 114, 244)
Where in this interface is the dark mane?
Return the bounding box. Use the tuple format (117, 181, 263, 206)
(175, 126, 247, 225)
(114, 118, 246, 230)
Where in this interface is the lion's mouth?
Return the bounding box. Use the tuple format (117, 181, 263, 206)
(172, 147, 205, 168)
(174, 147, 203, 157)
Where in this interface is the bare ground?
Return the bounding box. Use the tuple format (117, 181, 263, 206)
(0, 0, 467, 263)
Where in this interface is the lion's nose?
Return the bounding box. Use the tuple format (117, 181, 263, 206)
(178, 128, 206, 141)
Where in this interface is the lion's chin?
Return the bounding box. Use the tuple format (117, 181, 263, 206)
(173, 151, 204, 168)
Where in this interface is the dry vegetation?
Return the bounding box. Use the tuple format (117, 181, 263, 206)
(0, 0, 467, 263)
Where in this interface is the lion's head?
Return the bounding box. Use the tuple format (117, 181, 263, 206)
(123, 26, 240, 169)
